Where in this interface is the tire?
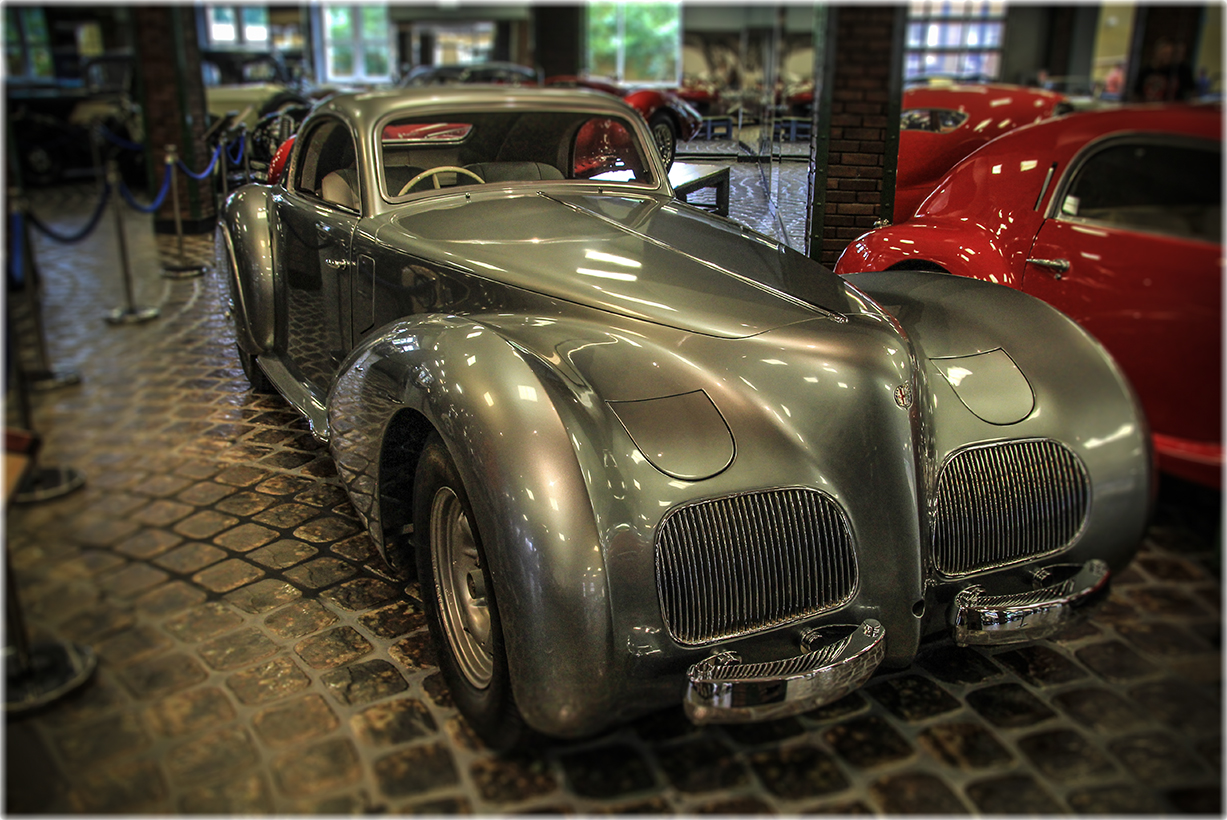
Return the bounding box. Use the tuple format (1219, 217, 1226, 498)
(648, 112, 677, 170)
(414, 433, 528, 750)
(236, 342, 275, 393)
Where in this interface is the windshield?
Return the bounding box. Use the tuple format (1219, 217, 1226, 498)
(901, 108, 968, 133)
(379, 109, 655, 200)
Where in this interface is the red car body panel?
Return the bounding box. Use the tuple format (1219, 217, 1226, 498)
(839, 104, 1223, 487)
(895, 83, 1068, 224)
(544, 76, 702, 141)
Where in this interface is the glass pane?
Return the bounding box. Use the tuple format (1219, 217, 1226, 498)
(7, 48, 24, 76)
(1065, 142, 1221, 241)
(242, 8, 269, 44)
(621, 3, 680, 83)
(361, 6, 387, 40)
(587, 2, 621, 78)
(6, 10, 20, 47)
(208, 7, 237, 43)
(29, 45, 53, 78)
(907, 23, 924, 48)
(329, 44, 355, 77)
(363, 45, 389, 77)
(326, 6, 353, 42)
(981, 22, 1002, 48)
(21, 8, 48, 44)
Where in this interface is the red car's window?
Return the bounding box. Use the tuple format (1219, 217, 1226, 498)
(901, 108, 968, 133)
(1058, 139, 1221, 243)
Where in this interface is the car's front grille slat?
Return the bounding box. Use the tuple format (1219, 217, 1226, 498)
(656, 488, 857, 646)
(933, 439, 1089, 578)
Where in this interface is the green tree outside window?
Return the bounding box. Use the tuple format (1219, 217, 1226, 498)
(587, 2, 679, 84)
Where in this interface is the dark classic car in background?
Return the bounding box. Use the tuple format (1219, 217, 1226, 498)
(893, 82, 1070, 224)
(219, 87, 1152, 749)
(401, 62, 543, 87)
(838, 103, 1222, 488)
(544, 75, 702, 168)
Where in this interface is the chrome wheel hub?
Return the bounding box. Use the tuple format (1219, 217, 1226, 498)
(430, 486, 494, 688)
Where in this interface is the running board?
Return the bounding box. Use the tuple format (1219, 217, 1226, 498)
(257, 356, 330, 442)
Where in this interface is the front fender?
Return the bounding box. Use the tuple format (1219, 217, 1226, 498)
(220, 184, 278, 353)
(835, 222, 1019, 288)
(844, 270, 1152, 575)
(328, 315, 615, 738)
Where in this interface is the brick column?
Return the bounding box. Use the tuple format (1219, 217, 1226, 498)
(806, 6, 905, 269)
(132, 5, 215, 233)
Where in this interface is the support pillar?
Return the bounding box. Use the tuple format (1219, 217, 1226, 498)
(131, 5, 215, 234)
(806, 6, 906, 269)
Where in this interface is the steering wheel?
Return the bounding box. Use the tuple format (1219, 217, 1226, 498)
(398, 166, 485, 196)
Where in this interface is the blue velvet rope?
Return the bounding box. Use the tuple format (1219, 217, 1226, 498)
(118, 161, 172, 213)
(98, 124, 145, 153)
(227, 133, 245, 165)
(26, 184, 112, 243)
(176, 143, 223, 180)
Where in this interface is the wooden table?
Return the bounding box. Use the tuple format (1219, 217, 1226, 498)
(669, 163, 731, 217)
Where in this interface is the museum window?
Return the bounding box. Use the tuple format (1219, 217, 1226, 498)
(5, 7, 54, 81)
(321, 4, 391, 82)
(205, 6, 270, 48)
(587, 2, 680, 85)
(905, 1, 1006, 81)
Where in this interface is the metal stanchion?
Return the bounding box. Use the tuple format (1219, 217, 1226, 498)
(240, 124, 252, 184)
(7, 190, 82, 391)
(103, 158, 159, 325)
(161, 145, 207, 280)
(218, 136, 230, 203)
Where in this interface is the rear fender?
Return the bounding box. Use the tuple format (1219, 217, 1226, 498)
(328, 316, 615, 738)
(220, 185, 278, 353)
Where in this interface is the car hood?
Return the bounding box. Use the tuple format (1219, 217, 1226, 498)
(380, 191, 852, 338)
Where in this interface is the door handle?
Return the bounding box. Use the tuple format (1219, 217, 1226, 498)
(323, 257, 351, 269)
(1026, 257, 1070, 279)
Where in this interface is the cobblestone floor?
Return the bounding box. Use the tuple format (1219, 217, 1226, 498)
(4, 180, 1222, 814)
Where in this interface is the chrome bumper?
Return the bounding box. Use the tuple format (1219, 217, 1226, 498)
(684, 619, 886, 724)
(949, 559, 1110, 647)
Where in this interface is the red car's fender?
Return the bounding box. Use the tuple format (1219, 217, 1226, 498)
(835, 221, 1019, 287)
(268, 135, 295, 184)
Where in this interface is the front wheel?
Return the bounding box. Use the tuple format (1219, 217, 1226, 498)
(414, 433, 528, 750)
(648, 112, 677, 169)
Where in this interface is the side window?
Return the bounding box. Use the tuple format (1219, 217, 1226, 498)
(293, 117, 360, 212)
(1057, 140, 1221, 243)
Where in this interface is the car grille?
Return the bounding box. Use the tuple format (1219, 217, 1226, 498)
(932, 439, 1090, 578)
(656, 489, 857, 646)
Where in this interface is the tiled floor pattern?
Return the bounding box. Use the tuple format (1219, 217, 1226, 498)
(4, 179, 1222, 814)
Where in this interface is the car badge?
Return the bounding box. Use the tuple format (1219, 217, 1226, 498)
(894, 384, 913, 409)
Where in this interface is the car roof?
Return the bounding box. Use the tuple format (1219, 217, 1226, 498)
(986, 101, 1222, 151)
(314, 86, 634, 125)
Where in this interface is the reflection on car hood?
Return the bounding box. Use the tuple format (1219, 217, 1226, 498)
(384, 192, 851, 338)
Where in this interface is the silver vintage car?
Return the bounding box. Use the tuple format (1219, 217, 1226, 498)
(219, 87, 1152, 749)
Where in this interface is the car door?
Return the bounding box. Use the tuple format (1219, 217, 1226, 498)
(279, 115, 361, 395)
(1023, 135, 1222, 448)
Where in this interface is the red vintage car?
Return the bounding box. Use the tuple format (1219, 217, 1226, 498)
(894, 83, 1069, 224)
(544, 75, 702, 168)
(837, 103, 1223, 487)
